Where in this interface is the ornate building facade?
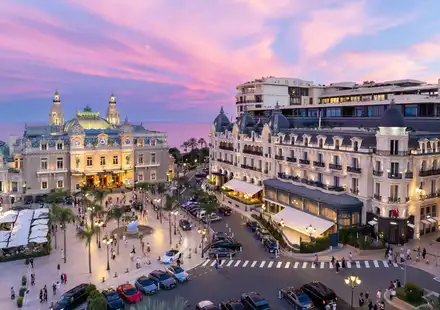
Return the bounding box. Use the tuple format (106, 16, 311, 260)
(10, 92, 169, 196)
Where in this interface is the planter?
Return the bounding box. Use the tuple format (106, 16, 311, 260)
(16, 297, 23, 308)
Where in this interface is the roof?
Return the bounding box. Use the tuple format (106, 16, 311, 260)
(223, 179, 262, 196)
(263, 178, 363, 210)
(268, 102, 289, 134)
(378, 100, 405, 127)
(65, 117, 112, 130)
(213, 106, 231, 132)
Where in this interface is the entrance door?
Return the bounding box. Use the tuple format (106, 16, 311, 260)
(86, 177, 94, 187)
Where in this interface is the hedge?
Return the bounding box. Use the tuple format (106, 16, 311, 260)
(396, 282, 424, 306)
(300, 237, 330, 253)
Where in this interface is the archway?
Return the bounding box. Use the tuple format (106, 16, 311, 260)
(250, 178, 255, 184)
(242, 175, 247, 182)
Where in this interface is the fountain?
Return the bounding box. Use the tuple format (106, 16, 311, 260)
(126, 219, 139, 235)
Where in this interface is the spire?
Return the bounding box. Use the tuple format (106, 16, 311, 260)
(275, 101, 280, 109)
(53, 90, 60, 103)
(49, 91, 64, 126)
(106, 93, 120, 126)
(220, 106, 224, 114)
(124, 116, 129, 124)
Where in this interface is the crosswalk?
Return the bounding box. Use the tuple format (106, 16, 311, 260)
(199, 259, 400, 270)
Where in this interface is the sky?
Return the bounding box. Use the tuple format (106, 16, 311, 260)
(1, 0, 439, 128)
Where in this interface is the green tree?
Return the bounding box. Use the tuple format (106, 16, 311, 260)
(92, 189, 108, 208)
(169, 147, 181, 162)
(87, 291, 107, 310)
(106, 207, 125, 255)
(164, 195, 177, 245)
(187, 137, 198, 150)
(53, 206, 75, 263)
(76, 226, 96, 274)
(49, 204, 59, 250)
(156, 182, 167, 224)
(47, 189, 68, 204)
(198, 192, 218, 239)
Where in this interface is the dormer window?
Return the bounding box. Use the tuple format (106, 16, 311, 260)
(421, 143, 426, 153)
(353, 141, 359, 152)
(56, 142, 63, 150)
(319, 139, 323, 148)
(41, 143, 47, 150)
(334, 139, 340, 150)
(304, 139, 308, 147)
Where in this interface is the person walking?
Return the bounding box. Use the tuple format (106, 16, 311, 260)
(39, 289, 43, 303)
(57, 263, 61, 275)
(359, 292, 365, 308)
(30, 257, 34, 268)
(335, 260, 340, 273)
(376, 289, 382, 303)
(52, 282, 57, 295)
(349, 251, 353, 263)
(43, 286, 48, 302)
(422, 248, 427, 260)
(314, 254, 318, 267)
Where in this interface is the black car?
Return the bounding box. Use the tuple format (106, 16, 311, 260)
(179, 219, 192, 231)
(148, 270, 177, 290)
(246, 221, 260, 232)
(212, 232, 230, 242)
(256, 228, 270, 240)
(102, 287, 125, 310)
(241, 292, 270, 310)
(65, 196, 73, 205)
(280, 287, 314, 309)
(23, 195, 33, 205)
(208, 247, 236, 258)
(53, 283, 89, 310)
(220, 299, 245, 310)
(301, 282, 337, 307)
(211, 239, 242, 250)
(263, 238, 279, 254)
(218, 206, 232, 216)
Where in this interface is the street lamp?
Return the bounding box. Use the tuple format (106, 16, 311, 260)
(172, 210, 178, 235)
(306, 224, 316, 239)
(22, 183, 27, 194)
(198, 228, 207, 258)
(94, 220, 104, 248)
(279, 219, 285, 230)
(102, 235, 113, 271)
(261, 204, 266, 216)
(344, 273, 361, 308)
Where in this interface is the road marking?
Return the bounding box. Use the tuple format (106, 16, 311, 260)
(311, 262, 315, 269)
(226, 260, 234, 267)
(220, 260, 225, 266)
(329, 262, 333, 269)
(276, 262, 282, 268)
(346, 262, 351, 268)
(320, 262, 325, 269)
(285, 262, 290, 268)
(294, 262, 299, 268)
(364, 261, 370, 268)
(251, 261, 257, 267)
(243, 260, 249, 267)
(382, 260, 389, 268)
(210, 260, 216, 267)
(234, 260, 241, 267)
(356, 261, 361, 268)
(392, 262, 398, 267)
(202, 260, 210, 267)
(259, 261, 266, 268)
(302, 262, 307, 269)
(373, 260, 379, 268)
(268, 261, 273, 268)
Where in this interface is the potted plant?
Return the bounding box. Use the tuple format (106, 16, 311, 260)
(21, 276, 26, 286)
(16, 297, 23, 308)
(19, 287, 26, 298)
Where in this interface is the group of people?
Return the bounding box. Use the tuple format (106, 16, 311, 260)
(385, 245, 428, 264)
(359, 290, 386, 310)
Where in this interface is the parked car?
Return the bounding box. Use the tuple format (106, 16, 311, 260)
(218, 206, 232, 216)
(161, 249, 181, 264)
(256, 228, 270, 240)
(166, 265, 190, 282)
(65, 196, 73, 205)
(263, 238, 279, 254)
(117, 283, 142, 304)
(102, 287, 125, 310)
(148, 270, 177, 290)
(179, 219, 193, 231)
(301, 282, 337, 307)
(196, 300, 220, 310)
(212, 232, 230, 242)
(211, 239, 242, 250)
(53, 283, 89, 310)
(220, 299, 245, 310)
(135, 275, 158, 295)
(280, 287, 314, 309)
(246, 220, 260, 232)
(241, 292, 270, 310)
(202, 213, 222, 223)
(208, 247, 236, 258)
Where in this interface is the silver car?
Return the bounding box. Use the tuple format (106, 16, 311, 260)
(135, 276, 158, 295)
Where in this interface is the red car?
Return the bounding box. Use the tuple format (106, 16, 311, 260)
(116, 283, 142, 304)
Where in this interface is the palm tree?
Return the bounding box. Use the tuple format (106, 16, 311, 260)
(106, 207, 125, 255)
(49, 204, 59, 249)
(198, 192, 218, 239)
(156, 183, 167, 224)
(138, 296, 189, 310)
(83, 199, 103, 244)
(198, 137, 207, 148)
(164, 195, 177, 245)
(53, 206, 75, 263)
(187, 138, 198, 150)
(76, 226, 96, 274)
(92, 189, 107, 208)
(180, 141, 189, 152)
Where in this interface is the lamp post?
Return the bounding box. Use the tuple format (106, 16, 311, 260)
(95, 220, 103, 248)
(344, 273, 361, 308)
(261, 204, 266, 217)
(22, 183, 27, 194)
(102, 235, 113, 271)
(198, 228, 206, 258)
(172, 210, 178, 235)
(306, 224, 316, 240)
(279, 219, 285, 231)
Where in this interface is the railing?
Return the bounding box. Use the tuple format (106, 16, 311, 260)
(240, 164, 260, 171)
(313, 161, 325, 168)
(275, 155, 284, 160)
(329, 163, 342, 170)
(235, 100, 263, 104)
(419, 169, 440, 177)
(374, 150, 410, 156)
(405, 171, 413, 178)
(243, 149, 263, 156)
(219, 146, 234, 151)
(286, 157, 297, 163)
(418, 192, 440, 200)
(388, 197, 401, 203)
(388, 173, 402, 179)
(277, 173, 346, 193)
(373, 194, 382, 201)
(373, 170, 383, 176)
(8, 168, 21, 173)
(299, 159, 310, 165)
(217, 159, 233, 165)
(347, 166, 362, 174)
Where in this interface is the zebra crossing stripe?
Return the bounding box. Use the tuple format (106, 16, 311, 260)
(285, 262, 290, 268)
(243, 261, 249, 267)
(382, 261, 389, 268)
(202, 260, 210, 267)
(346, 262, 351, 268)
(373, 260, 379, 268)
(268, 261, 273, 268)
(234, 260, 241, 267)
(259, 261, 266, 268)
(311, 262, 315, 269)
(320, 262, 325, 269)
(302, 262, 307, 269)
(251, 261, 257, 268)
(364, 261, 370, 268)
(220, 260, 225, 266)
(226, 260, 234, 267)
(276, 262, 282, 268)
(356, 261, 361, 268)
(329, 262, 333, 269)
(210, 260, 216, 267)
(294, 262, 299, 268)
(392, 262, 398, 267)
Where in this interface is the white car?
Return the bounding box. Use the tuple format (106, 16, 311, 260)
(161, 249, 181, 264)
(202, 213, 222, 223)
(196, 300, 220, 310)
(166, 265, 190, 282)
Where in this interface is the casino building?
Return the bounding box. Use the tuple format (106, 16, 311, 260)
(10, 92, 169, 195)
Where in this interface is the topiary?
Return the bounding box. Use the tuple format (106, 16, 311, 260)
(16, 297, 23, 308)
(404, 282, 423, 303)
(19, 287, 26, 297)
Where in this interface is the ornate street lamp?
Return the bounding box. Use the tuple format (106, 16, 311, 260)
(305, 224, 316, 239)
(94, 220, 104, 248)
(198, 228, 207, 258)
(102, 235, 113, 271)
(344, 273, 361, 308)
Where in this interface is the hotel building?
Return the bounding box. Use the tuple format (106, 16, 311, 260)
(7, 92, 169, 197)
(210, 77, 440, 245)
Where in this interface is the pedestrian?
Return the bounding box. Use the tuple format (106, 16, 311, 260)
(123, 235, 127, 248)
(417, 247, 421, 258)
(331, 256, 335, 265)
(39, 289, 43, 303)
(43, 286, 48, 302)
(376, 289, 381, 303)
(61, 248, 64, 261)
(365, 291, 370, 302)
(132, 245, 136, 254)
(368, 300, 373, 310)
(359, 292, 365, 307)
(314, 254, 318, 266)
(335, 260, 340, 273)
(63, 273, 67, 284)
(349, 251, 353, 262)
(422, 248, 427, 260)
(30, 257, 34, 268)
(55, 224, 58, 232)
(52, 282, 57, 295)
(177, 258, 181, 267)
(406, 248, 411, 260)
(57, 263, 61, 275)
(341, 257, 346, 268)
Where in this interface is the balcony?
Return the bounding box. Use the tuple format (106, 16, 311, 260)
(405, 171, 413, 178)
(243, 149, 263, 156)
(241, 164, 260, 172)
(299, 159, 310, 165)
(373, 170, 383, 176)
(235, 99, 263, 104)
(350, 188, 359, 195)
(286, 157, 297, 163)
(347, 166, 362, 174)
(275, 155, 284, 160)
(37, 168, 68, 175)
(217, 159, 233, 165)
(313, 161, 325, 168)
(374, 150, 410, 156)
(388, 172, 402, 179)
(219, 145, 234, 151)
(329, 163, 342, 170)
(388, 197, 401, 204)
(418, 192, 440, 201)
(277, 173, 346, 193)
(419, 169, 440, 177)
(8, 168, 21, 174)
(373, 194, 382, 201)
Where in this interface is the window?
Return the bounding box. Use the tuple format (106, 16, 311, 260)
(86, 157, 93, 167)
(352, 178, 359, 192)
(352, 158, 359, 168)
(126, 155, 130, 165)
(431, 179, 436, 194)
(151, 139, 156, 146)
(11, 182, 17, 192)
(56, 142, 63, 150)
(100, 156, 106, 166)
(404, 105, 417, 117)
(353, 141, 359, 151)
(318, 139, 323, 148)
(41, 143, 47, 150)
(303, 152, 308, 160)
(317, 153, 323, 163)
(138, 174, 144, 181)
(290, 150, 295, 158)
(41, 181, 48, 189)
(0, 181, 3, 192)
(375, 182, 381, 195)
(317, 173, 323, 183)
(304, 138, 308, 147)
(390, 140, 399, 155)
(151, 172, 156, 180)
(333, 155, 339, 165)
(112, 155, 118, 165)
(41, 158, 48, 170)
(334, 139, 340, 150)
(333, 176, 340, 187)
(56, 157, 63, 169)
(375, 160, 381, 171)
(14, 158, 18, 168)
(421, 160, 427, 171)
(390, 185, 399, 199)
(303, 170, 308, 179)
(138, 154, 144, 165)
(433, 159, 438, 170)
(151, 153, 156, 164)
(57, 180, 63, 188)
(390, 162, 399, 175)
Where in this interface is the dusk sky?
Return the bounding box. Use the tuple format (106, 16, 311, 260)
(1, 0, 439, 127)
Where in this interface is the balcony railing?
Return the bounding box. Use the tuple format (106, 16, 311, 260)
(373, 194, 382, 201)
(347, 166, 362, 174)
(241, 164, 260, 171)
(350, 188, 359, 195)
(388, 197, 401, 203)
(275, 155, 284, 160)
(8, 168, 21, 173)
(299, 159, 310, 165)
(374, 150, 410, 156)
(418, 192, 440, 200)
(219, 145, 234, 151)
(373, 170, 383, 176)
(243, 149, 263, 156)
(217, 159, 233, 165)
(405, 171, 413, 178)
(313, 161, 325, 168)
(286, 157, 297, 163)
(388, 173, 402, 179)
(419, 169, 440, 177)
(329, 163, 342, 170)
(278, 173, 345, 193)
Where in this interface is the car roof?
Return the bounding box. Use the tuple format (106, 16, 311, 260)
(65, 283, 87, 295)
(119, 283, 134, 290)
(198, 300, 214, 307)
(248, 292, 265, 302)
(303, 282, 334, 295)
(151, 270, 166, 275)
(137, 275, 148, 281)
(102, 288, 117, 295)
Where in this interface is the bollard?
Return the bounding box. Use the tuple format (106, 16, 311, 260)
(229, 253, 233, 260)
(240, 246, 243, 252)
(125, 268, 129, 273)
(229, 227, 231, 233)
(232, 232, 234, 238)
(278, 290, 282, 299)
(226, 223, 228, 228)
(188, 252, 192, 259)
(102, 276, 105, 283)
(114, 272, 118, 278)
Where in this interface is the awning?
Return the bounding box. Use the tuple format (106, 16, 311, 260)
(421, 220, 431, 225)
(368, 220, 378, 226)
(223, 179, 262, 196)
(427, 218, 437, 224)
(272, 206, 335, 236)
(407, 223, 415, 229)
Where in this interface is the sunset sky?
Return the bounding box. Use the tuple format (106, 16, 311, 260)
(1, 0, 439, 125)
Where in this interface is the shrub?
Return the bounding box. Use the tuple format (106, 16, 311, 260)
(87, 289, 105, 306)
(21, 276, 27, 286)
(404, 282, 423, 303)
(300, 236, 330, 253)
(16, 296, 23, 308)
(19, 287, 26, 297)
(85, 284, 97, 295)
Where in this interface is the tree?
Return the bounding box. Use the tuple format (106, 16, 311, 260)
(169, 147, 181, 162)
(187, 138, 198, 150)
(53, 206, 75, 263)
(49, 204, 59, 250)
(180, 141, 189, 152)
(106, 207, 125, 255)
(87, 289, 107, 310)
(198, 137, 207, 148)
(198, 192, 218, 239)
(137, 296, 189, 310)
(92, 189, 108, 208)
(156, 182, 167, 224)
(47, 189, 68, 204)
(164, 195, 177, 245)
(76, 226, 96, 274)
